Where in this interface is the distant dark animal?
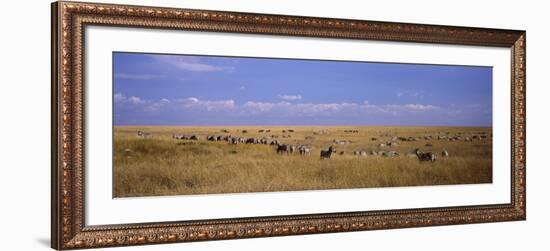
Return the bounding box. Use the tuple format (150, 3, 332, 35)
(425, 143, 433, 147)
(415, 148, 436, 162)
(258, 130, 265, 133)
(371, 137, 378, 141)
(207, 135, 217, 141)
(221, 129, 230, 133)
(246, 138, 258, 144)
(282, 130, 286, 133)
(190, 135, 199, 140)
(354, 151, 367, 156)
(270, 140, 280, 146)
(320, 146, 336, 160)
(276, 144, 291, 154)
(287, 129, 295, 133)
(266, 130, 271, 133)
(242, 130, 248, 134)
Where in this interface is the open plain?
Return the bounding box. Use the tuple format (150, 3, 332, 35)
(114, 126, 492, 197)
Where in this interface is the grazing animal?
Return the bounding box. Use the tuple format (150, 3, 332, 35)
(320, 146, 336, 159)
(298, 145, 311, 155)
(242, 130, 248, 134)
(354, 151, 367, 156)
(258, 129, 265, 133)
(172, 134, 185, 139)
(415, 148, 436, 162)
(287, 129, 295, 133)
(276, 144, 291, 154)
(266, 130, 271, 133)
(334, 140, 351, 145)
(290, 145, 297, 153)
(221, 129, 230, 133)
(371, 137, 378, 141)
(246, 138, 258, 144)
(339, 151, 345, 155)
(207, 135, 217, 141)
(442, 150, 449, 157)
(425, 143, 433, 147)
(383, 151, 399, 158)
(190, 135, 199, 140)
(270, 140, 280, 146)
(230, 137, 239, 145)
(137, 131, 153, 138)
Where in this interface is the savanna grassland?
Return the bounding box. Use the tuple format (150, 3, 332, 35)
(114, 126, 492, 197)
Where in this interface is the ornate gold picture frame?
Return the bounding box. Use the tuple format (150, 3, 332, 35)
(51, 1, 526, 249)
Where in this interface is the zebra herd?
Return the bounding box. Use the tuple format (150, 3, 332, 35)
(135, 129, 480, 162)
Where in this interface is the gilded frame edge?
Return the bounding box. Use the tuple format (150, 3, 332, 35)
(51, 1, 526, 250)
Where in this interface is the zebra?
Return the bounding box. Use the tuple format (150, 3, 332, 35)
(415, 148, 436, 162)
(276, 144, 291, 154)
(298, 145, 312, 156)
(320, 146, 336, 160)
(137, 131, 153, 138)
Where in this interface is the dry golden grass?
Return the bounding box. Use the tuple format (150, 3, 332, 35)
(114, 126, 492, 197)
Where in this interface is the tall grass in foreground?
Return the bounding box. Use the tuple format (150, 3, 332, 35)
(114, 126, 492, 197)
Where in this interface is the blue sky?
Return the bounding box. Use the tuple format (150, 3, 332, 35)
(113, 52, 492, 126)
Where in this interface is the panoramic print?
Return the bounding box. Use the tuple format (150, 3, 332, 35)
(113, 52, 493, 197)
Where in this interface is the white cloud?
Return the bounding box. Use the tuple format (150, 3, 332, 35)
(402, 104, 438, 110)
(127, 96, 143, 105)
(114, 93, 126, 103)
(278, 94, 302, 101)
(114, 93, 144, 105)
(396, 90, 426, 98)
(243, 101, 292, 112)
(177, 97, 236, 111)
(115, 73, 163, 80)
(149, 55, 235, 72)
(115, 92, 445, 118)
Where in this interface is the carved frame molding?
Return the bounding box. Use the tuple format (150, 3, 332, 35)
(51, 1, 526, 249)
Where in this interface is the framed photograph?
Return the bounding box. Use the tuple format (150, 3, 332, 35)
(51, 1, 526, 249)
